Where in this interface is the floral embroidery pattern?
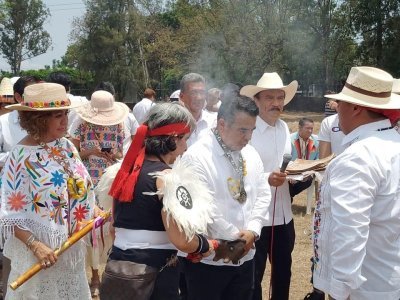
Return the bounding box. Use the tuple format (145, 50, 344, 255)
(7, 191, 27, 211)
(1, 139, 93, 236)
(313, 179, 323, 270)
(73, 204, 89, 223)
(50, 170, 65, 187)
(72, 122, 124, 187)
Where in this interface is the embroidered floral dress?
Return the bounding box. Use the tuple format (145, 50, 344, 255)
(0, 138, 94, 300)
(70, 121, 124, 187)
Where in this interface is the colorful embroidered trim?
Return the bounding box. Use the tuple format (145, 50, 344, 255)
(23, 99, 71, 108)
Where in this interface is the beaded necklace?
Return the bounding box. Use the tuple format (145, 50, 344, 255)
(212, 128, 247, 203)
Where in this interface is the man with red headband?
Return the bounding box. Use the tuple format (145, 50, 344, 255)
(312, 67, 400, 300)
(180, 95, 271, 300)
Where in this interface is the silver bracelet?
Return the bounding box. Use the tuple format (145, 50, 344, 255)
(26, 234, 36, 249)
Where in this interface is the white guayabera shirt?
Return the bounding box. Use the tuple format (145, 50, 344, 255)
(181, 131, 271, 266)
(313, 119, 400, 300)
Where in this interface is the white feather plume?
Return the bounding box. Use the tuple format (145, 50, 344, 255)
(95, 158, 216, 241)
(95, 162, 121, 211)
(148, 156, 216, 241)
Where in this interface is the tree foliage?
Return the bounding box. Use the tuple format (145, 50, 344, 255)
(65, 0, 400, 102)
(0, 0, 52, 74)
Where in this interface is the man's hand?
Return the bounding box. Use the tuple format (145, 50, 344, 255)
(237, 230, 256, 255)
(268, 170, 287, 187)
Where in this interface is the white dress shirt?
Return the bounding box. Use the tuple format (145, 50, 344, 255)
(181, 131, 271, 266)
(186, 110, 216, 147)
(250, 117, 292, 226)
(0, 111, 27, 167)
(132, 98, 154, 124)
(67, 93, 89, 131)
(313, 119, 400, 300)
(123, 114, 139, 154)
(318, 114, 346, 156)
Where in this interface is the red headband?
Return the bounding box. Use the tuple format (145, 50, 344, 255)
(109, 123, 190, 202)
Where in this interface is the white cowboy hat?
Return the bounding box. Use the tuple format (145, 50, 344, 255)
(6, 82, 83, 111)
(240, 72, 298, 105)
(325, 67, 400, 109)
(392, 78, 400, 94)
(75, 90, 129, 126)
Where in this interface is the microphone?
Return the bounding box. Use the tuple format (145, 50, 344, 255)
(280, 153, 292, 172)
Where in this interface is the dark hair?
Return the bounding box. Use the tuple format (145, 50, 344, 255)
(95, 81, 115, 95)
(13, 76, 40, 97)
(180, 73, 205, 92)
(18, 110, 53, 140)
(47, 72, 71, 92)
(299, 117, 314, 127)
(144, 88, 156, 98)
(144, 103, 195, 157)
(217, 95, 258, 123)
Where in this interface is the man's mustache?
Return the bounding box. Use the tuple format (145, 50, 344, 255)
(269, 107, 281, 112)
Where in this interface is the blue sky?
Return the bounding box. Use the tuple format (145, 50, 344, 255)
(0, 0, 85, 72)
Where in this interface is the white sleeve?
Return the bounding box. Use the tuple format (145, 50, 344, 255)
(127, 114, 139, 135)
(68, 116, 84, 139)
(327, 150, 375, 299)
(0, 121, 8, 167)
(246, 156, 271, 235)
(318, 117, 331, 142)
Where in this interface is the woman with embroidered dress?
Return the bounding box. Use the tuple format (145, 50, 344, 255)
(69, 90, 130, 187)
(0, 82, 98, 299)
(100, 103, 220, 300)
(68, 90, 130, 295)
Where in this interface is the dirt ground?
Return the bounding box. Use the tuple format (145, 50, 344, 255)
(91, 111, 325, 300)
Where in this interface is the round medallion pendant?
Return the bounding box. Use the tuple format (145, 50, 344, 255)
(176, 186, 193, 209)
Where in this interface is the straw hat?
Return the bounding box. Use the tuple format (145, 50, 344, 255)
(392, 78, 400, 94)
(170, 90, 180, 99)
(0, 77, 13, 96)
(6, 82, 82, 111)
(325, 67, 400, 109)
(10, 77, 20, 86)
(240, 72, 298, 105)
(75, 90, 129, 126)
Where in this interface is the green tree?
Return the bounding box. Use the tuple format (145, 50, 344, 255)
(349, 0, 400, 68)
(0, 0, 51, 74)
(68, 0, 151, 102)
(295, 0, 356, 92)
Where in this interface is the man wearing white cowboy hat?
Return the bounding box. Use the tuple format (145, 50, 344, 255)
(240, 72, 298, 300)
(312, 66, 400, 300)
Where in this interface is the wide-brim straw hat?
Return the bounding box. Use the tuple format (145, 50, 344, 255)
(240, 72, 298, 105)
(6, 82, 83, 111)
(75, 90, 129, 126)
(170, 89, 180, 99)
(0, 77, 14, 96)
(325, 66, 400, 109)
